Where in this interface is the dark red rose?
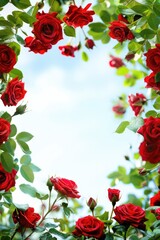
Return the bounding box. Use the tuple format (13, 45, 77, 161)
(72, 215, 104, 239)
(63, 3, 95, 28)
(108, 188, 121, 205)
(32, 11, 63, 45)
(150, 191, 160, 207)
(155, 208, 160, 220)
(12, 207, 41, 228)
(109, 55, 124, 68)
(137, 117, 160, 143)
(50, 177, 80, 198)
(1, 77, 27, 106)
(24, 36, 52, 54)
(125, 52, 135, 61)
(128, 93, 146, 116)
(85, 39, 95, 49)
(114, 203, 147, 230)
(118, 14, 129, 24)
(112, 104, 126, 115)
(0, 118, 11, 145)
(58, 45, 79, 57)
(0, 44, 17, 73)
(139, 140, 160, 164)
(145, 44, 160, 73)
(0, 163, 17, 192)
(109, 20, 134, 42)
(144, 72, 160, 91)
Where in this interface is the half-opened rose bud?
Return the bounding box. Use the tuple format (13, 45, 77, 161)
(87, 197, 97, 211)
(85, 39, 95, 49)
(108, 188, 121, 205)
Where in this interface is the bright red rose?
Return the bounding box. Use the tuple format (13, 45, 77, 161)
(1, 77, 27, 106)
(108, 188, 121, 205)
(137, 117, 160, 143)
(108, 20, 134, 42)
(50, 177, 80, 198)
(12, 207, 41, 229)
(145, 44, 160, 73)
(112, 104, 126, 115)
(58, 45, 79, 57)
(139, 140, 160, 164)
(155, 208, 160, 220)
(0, 118, 11, 145)
(150, 191, 160, 207)
(24, 36, 52, 54)
(63, 3, 95, 28)
(0, 44, 17, 73)
(0, 163, 17, 192)
(128, 93, 146, 116)
(72, 215, 104, 239)
(144, 72, 160, 91)
(32, 11, 63, 45)
(109, 55, 124, 68)
(114, 203, 147, 230)
(85, 39, 95, 49)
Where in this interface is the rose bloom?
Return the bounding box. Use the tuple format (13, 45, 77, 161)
(109, 55, 124, 68)
(85, 39, 95, 49)
(50, 177, 80, 198)
(58, 45, 79, 57)
(155, 208, 160, 220)
(32, 11, 63, 45)
(144, 72, 160, 91)
(72, 215, 104, 239)
(0, 44, 17, 73)
(128, 93, 146, 116)
(139, 140, 160, 164)
(108, 188, 121, 205)
(0, 163, 17, 192)
(109, 20, 134, 42)
(25, 36, 52, 54)
(0, 118, 11, 145)
(12, 207, 41, 228)
(114, 203, 147, 230)
(112, 104, 126, 115)
(137, 117, 160, 143)
(1, 77, 27, 106)
(63, 3, 95, 28)
(145, 44, 160, 73)
(150, 191, 160, 207)
(118, 14, 129, 24)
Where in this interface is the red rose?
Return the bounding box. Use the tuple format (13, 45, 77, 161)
(87, 197, 97, 211)
(112, 104, 126, 115)
(12, 207, 41, 229)
(63, 3, 95, 28)
(32, 11, 63, 45)
(85, 39, 95, 49)
(155, 208, 160, 220)
(125, 52, 135, 61)
(25, 36, 52, 54)
(118, 14, 129, 24)
(0, 44, 17, 73)
(58, 45, 79, 57)
(144, 72, 160, 91)
(72, 215, 104, 239)
(108, 188, 121, 205)
(139, 140, 160, 164)
(114, 203, 147, 230)
(50, 177, 80, 198)
(145, 44, 160, 73)
(1, 77, 27, 106)
(128, 93, 146, 116)
(0, 163, 17, 192)
(109, 55, 124, 68)
(137, 117, 160, 143)
(109, 20, 134, 42)
(150, 191, 160, 207)
(0, 118, 11, 145)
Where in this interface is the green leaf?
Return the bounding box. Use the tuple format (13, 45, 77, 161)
(20, 154, 31, 165)
(0, 27, 14, 41)
(89, 22, 106, 33)
(29, 163, 41, 172)
(15, 34, 25, 45)
(17, 140, 31, 154)
(145, 110, 157, 117)
(9, 42, 21, 56)
(19, 12, 35, 24)
(0, 18, 13, 27)
(153, 2, 160, 16)
(128, 41, 141, 52)
(19, 183, 36, 197)
(88, 30, 104, 40)
(16, 131, 33, 142)
(9, 68, 23, 79)
(116, 66, 129, 76)
(49, 228, 70, 239)
(0, 0, 9, 7)
(11, 0, 31, 9)
(140, 29, 155, 39)
(153, 96, 160, 110)
(155, 72, 160, 83)
(39, 232, 53, 240)
(14, 203, 29, 210)
(127, 117, 144, 132)
(131, 4, 148, 14)
(10, 124, 17, 137)
(1, 139, 16, 156)
(105, 232, 114, 240)
(147, 13, 160, 30)
(1, 152, 14, 172)
(64, 25, 75, 37)
(115, 121, 130, 133)
(82, 51, 89, 62)
(36, 192, 49, 200)
(20, 165, 34, 182)
(101, 31, 110, 44)
(99, 10, 111, 24)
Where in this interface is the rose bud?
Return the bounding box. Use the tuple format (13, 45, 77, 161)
(108, 188, 121, 206)
(138, 168, 148, 176)
(13, 104, 27, 116)
(125, 52, 135, 61)
(85, 39, 95, 49)
(87, 197, 97, 212)
(46, 178, 53, 191)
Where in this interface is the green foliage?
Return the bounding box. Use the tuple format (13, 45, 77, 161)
(64, 25, 75, 37)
